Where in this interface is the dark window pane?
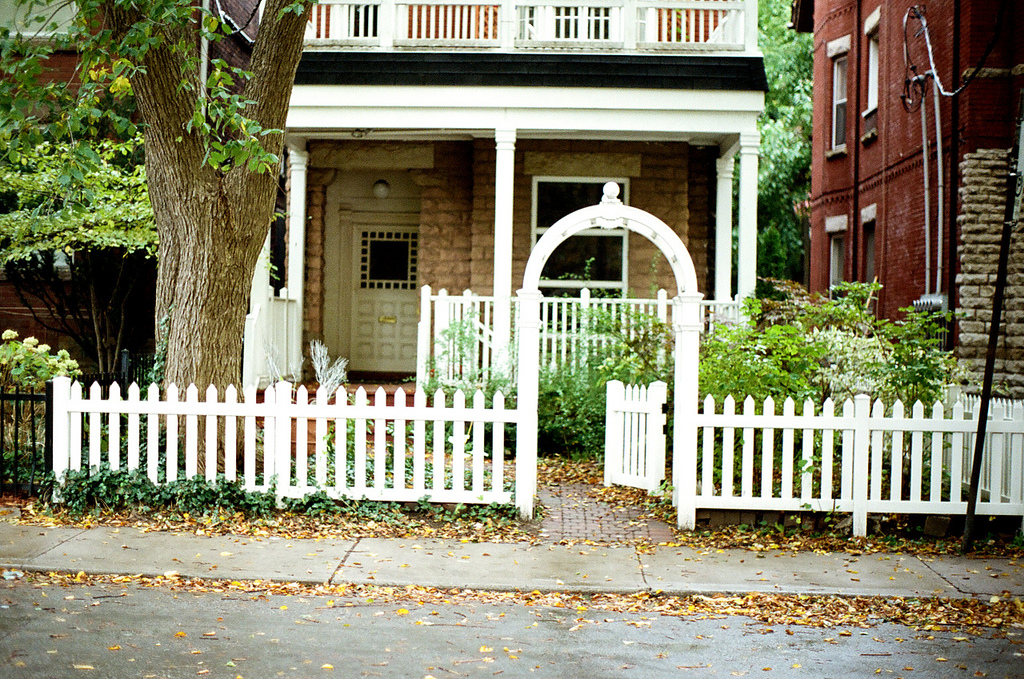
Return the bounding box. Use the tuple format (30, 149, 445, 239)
(369, 240, 410, 281)
(541, 234, 623, 282)
(536, 181, 623, 229)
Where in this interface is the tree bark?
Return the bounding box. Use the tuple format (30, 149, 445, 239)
(105, 0, 312, 390)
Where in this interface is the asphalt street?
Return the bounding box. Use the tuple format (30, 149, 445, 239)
(2, 579, 1022, 679)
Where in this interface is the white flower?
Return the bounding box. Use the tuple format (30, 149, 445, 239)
(1, 330, 17, 341)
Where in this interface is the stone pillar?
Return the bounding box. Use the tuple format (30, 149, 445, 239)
(493, 129, 516, 363)
(714, 154, 735, 301)
(736, 132, 759, 300)
(287, 142, 309, 379)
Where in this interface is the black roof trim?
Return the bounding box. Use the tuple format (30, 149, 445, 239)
(296, 52, 768, 92)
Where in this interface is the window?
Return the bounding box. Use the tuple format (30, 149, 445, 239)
(863, 8, 880, 138)
(0, 1, 75, 36)
(830, 235, 845, 288)
(863, 221, 876, 283)
(825, 214, 848, 288)
(832, 56, 848, 150)
(532, 177, 629, 295)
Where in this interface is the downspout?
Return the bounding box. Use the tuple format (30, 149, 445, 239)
(920, 80, 931, 295)
(850, 1, 863, 281)
(932, 82, 944, 295)
(946, 0, 961, 349)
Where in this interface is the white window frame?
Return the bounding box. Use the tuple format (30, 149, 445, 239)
(531, 176, 630, 293)
(864, 8, 880, 117)
(832, 55, 849, 151)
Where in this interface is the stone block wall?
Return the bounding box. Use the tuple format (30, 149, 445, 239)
(956, 148, 1024, 398)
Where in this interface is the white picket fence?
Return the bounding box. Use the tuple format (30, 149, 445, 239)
(604, 380, 667, 492)
(50, 377, 517, 505)
(681, 394, 1024, 535)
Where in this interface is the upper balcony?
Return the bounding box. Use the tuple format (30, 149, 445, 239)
(304, 0, 758, 55)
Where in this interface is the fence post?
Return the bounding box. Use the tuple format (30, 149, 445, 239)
(416, 284, 432, 386)
(673, 293, 703, 530)
(647, 380, 668, 492)
(49, 376, 72, 502)
(515, 288, 542, 518)
(604, 380, 624, 487)
(852, 394, 871, 537)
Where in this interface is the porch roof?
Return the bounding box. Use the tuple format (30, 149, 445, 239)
(295, 52, 767, 92)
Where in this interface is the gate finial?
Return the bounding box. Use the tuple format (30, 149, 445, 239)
(601, 181, 621, 204)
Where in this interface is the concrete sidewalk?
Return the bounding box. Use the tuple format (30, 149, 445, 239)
(2, 521, 1021, 600)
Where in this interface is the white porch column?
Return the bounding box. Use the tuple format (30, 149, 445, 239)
(287, 142, 309, 380)
(714, 154, 735, 301)
(736, 132, 759, 300)
(492, 128, 516, 364)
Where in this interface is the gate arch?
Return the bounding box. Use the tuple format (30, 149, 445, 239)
(515, 183, 704, 528)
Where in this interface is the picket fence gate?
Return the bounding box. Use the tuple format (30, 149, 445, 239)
(679, 393, 1024, 536)
(604, 380, 667, 492)
(49, 377, 517, 506)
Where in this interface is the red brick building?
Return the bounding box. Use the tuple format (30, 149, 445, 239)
(792, 0, 1024, 396)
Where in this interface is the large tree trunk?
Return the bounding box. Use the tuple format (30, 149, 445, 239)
(107, 1, 311, 389)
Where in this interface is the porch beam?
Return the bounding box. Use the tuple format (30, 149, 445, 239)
(736, 131, 759, 300)
(287, 142, 309, 379)
(714, 152, 736, 301)
(493, 128, 516, 360)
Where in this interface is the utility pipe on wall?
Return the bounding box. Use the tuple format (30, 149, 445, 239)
(932, 80, 944, 295)
(920, 78, 931, 296)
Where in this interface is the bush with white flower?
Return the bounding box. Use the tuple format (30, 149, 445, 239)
(0, 329, 80, 392)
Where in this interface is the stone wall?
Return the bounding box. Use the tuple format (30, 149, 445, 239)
(956, 148, 1024, 398)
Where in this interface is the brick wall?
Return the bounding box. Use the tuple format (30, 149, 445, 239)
(956, 149, 1024, 398)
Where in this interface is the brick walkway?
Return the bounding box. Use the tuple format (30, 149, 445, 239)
(536, 483, 677, 543)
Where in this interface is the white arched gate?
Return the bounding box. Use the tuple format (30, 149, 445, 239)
(515, 183, 704, 528)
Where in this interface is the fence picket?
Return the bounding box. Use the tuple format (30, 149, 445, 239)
(722, 396, 736, 497)
(205, 384, 218, 482)
(165, 384, 179, 482)
(354, 387, 368, 492)
(452, 390, 466, 492)
(820, 399, 834, 503)
(296, 385, 310, 489)
(800, 398, 814, 502)
(701, 395, 715, 496)
(88, 382, 102, 469)
(760, 396, 775, 498)
(780, 398, 794, 500)
(127, 384, 140, 471)
(741, 396, 755, 498)
(930, 401, 944, 502)
(108, 382, 122, 470)
(146, 384, 159, 482)
(225, 385, 238, 482)
(432, 389, 446, 493)
(869, 399, 885, 501)
(184, 385, 199, 479)
(889, 400, 904, 502)
(990, 401, 1006, 504)
(950, 400, 965, 503)
(493, 391, 506, 494)
(243, 385, 257, 489)
(472, 390, 486, 494)
(373, 387, 388, 490)
(393, 388, 409, 490)
(910, 401, 924, 502)
(333, 389, 349, 493)
(413, 389, 427, 491)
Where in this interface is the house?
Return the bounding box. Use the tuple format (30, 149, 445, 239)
(243, 0, 768, 385)
(791, 0, 1024, 397)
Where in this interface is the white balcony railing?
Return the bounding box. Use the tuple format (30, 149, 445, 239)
(305, 0, 752, 52)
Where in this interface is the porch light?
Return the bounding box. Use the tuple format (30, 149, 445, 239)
(372, 179, 391, 199)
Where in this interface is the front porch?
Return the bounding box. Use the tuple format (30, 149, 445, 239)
(243, 0, 766, 386)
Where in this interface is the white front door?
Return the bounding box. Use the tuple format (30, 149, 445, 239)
(350, 219, 420, 374)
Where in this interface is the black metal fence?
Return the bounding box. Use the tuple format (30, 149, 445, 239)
(0, 385, 51, 498)
(79, 349, 157, 390)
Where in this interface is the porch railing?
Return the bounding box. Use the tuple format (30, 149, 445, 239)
(416, 285, 742, 385)
(305, 0, 752, 52)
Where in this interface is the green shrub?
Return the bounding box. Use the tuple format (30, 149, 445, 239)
(0, 329, 80, 391)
